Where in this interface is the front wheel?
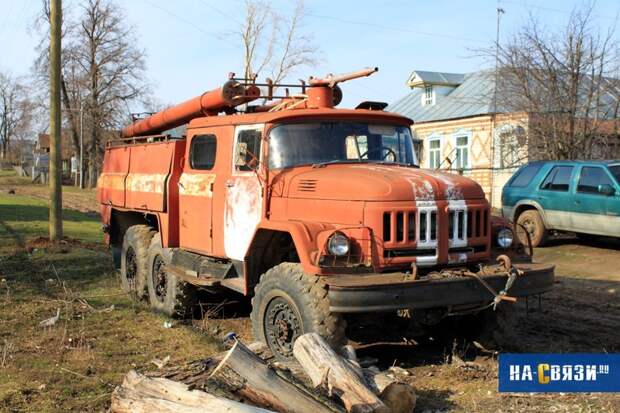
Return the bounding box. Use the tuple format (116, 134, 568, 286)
(251, 263, 346, 361)
(516, 210, 547, 248)
(146, 236, 197, 318)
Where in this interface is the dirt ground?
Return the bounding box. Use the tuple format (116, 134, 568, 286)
(0, 171, 619, 412)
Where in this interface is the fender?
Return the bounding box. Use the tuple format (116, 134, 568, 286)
(512, 200, 550, 228)
(247, 219, 336, 274)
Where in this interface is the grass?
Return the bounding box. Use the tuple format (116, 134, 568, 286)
(0, 169, 618, 412)
(0, 171, 222, 412)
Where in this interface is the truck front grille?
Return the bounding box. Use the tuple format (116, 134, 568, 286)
(382, 207, 438, 245)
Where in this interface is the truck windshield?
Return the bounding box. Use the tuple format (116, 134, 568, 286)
(268, 122, 417, 169)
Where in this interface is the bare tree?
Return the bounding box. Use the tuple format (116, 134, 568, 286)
(0, 72, 29, 161)
(487, 5, 620, 160)
(239, 0, 319, 84)
(33, 0, 148, 187)
(33, 0, 82, 164)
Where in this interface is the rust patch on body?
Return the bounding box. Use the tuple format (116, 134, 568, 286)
(97, 173, 126, 191)
(125, 173, 167, 194)
(179, 173, 216, 197)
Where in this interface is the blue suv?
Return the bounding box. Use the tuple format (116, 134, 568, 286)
(502, 160, 620, 247)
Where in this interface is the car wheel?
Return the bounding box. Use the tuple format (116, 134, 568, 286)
(251, 263, 346, 361)
(516, 210, 548, 248)
(146, 236, 197, 318)
(120, 225, 156, 300)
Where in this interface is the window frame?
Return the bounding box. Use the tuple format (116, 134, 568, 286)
(539, 165, 574, 192)
(454, 135, 470, 170)
(424, 85, 434, 106)
(577, 166, 616, 195)
(189, 134, 217, 170)
(232, 124, 264, 174)
(428, 137, 441, 169)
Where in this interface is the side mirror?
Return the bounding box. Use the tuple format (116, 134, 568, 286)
(598, 184, 615, 196)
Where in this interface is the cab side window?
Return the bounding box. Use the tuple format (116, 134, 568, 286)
(577, 167, 614, 194)
(540, 166, 573, 191)
(235, 129, 262, 171)
(190, 135, 217, 170)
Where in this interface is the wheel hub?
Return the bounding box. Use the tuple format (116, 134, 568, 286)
(125, 247, 137, 289)
(264, 297, 302, 358)
(152, 255, 167, 302)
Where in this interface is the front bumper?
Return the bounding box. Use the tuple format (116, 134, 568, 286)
(325, 263, 555, 313)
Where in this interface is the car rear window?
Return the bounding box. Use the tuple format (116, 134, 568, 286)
(610, 165, 620, 184)
(508, 164, 543, 187)
(540, 166, 573, 191)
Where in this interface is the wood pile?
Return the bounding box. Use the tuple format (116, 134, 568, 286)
(110, 333, 417, 413)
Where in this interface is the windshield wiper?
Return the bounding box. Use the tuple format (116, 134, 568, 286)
(311, 160, 361, 168)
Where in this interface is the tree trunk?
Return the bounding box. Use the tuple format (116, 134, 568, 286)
(293, 333, 389, 413)
(209, 340, 336, 413)
(111, 370, 274, 413)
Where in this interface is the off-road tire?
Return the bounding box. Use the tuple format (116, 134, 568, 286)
(146, 236, 197, 318)
(516, 210, 547, 248)
(251, 263, 346, 361)
(120, 225, 156, 300)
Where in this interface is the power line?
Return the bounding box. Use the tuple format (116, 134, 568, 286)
(303, 12, 487, 44)
(196, 0, 243, 25)
(501, 0, 619, 22)
(140, 0, 237, 47)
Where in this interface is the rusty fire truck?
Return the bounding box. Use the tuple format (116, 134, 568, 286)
(97, 68, 554, 359)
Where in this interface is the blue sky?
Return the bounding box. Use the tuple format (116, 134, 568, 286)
(0, 0, 618, 109)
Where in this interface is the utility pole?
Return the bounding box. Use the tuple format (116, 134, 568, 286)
(49, 0, 63, 241)
(489, 4, 504, 208)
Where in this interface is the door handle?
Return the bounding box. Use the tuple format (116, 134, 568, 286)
(226, 181, 235, 188)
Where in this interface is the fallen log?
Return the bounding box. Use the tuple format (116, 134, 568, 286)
(208, 339, 337, 413)
(364, 371, 416, 413)
(293, 333, 389, 413)
(111, 370, 273, 413)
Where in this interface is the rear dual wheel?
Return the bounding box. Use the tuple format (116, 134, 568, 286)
(120, 225, 156, 300)
(146, 236, 197, 318)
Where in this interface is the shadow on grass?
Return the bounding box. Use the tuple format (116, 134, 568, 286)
(0, 247, 115, 300)
(0, 203, 98, 224)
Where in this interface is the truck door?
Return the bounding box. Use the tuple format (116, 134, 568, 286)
(222, 124, 264, 262)
(178, 132, 218, 253)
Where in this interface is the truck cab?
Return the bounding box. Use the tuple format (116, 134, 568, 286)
(98, 71, 554, 360)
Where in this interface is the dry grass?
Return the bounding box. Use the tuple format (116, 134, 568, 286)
(0, 173, 224, 412)
(0, 170, 618, 412)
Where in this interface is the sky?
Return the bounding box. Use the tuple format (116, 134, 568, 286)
(0, 0, 618, 110)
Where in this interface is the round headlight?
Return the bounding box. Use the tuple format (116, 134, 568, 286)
(327, 232, 350, 256)
(497, 228, 514, 248)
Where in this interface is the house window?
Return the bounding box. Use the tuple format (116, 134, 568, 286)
(454, 136, 469, 169)
(428, 138, 441, 169)
(424, 85, 434, 106)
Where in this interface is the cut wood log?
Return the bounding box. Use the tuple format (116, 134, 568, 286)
(111, 370, 273, 413)
(209, 340, 337, 413)
(364, 371, 416, 413)
(293, 333, 389, 413)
